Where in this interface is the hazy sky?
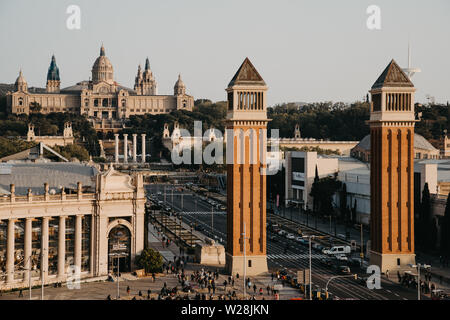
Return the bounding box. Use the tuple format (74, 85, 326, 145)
(1, 0, 449, 105)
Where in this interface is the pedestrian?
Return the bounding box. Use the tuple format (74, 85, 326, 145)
(152, 272, 156, 282)
(127, 286, 130, 295)
(271, 273, 274, 281)
(386, 269, 389, 279)
(139, 290, 142, 297)
(259, 288, 263, 295)
(18, 289, 23, 298)
(106, 294, 111, 300)
(253, 284, 257, 293)
(266, 285, 270, 295)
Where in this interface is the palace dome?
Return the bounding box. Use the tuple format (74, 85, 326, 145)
(92, 45, 114, 84)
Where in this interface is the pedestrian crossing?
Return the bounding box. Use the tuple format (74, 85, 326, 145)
(182, 211, 226, 215)
(267, 253, 327, 260)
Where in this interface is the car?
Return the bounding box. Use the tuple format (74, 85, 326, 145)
(319, 258, 333, 267)
(219, 205, 226, 211)
(268, 235, 278, 242)
(314, 244, 325, 252)
(295, 236, 303, 242)
(273, 227, 281, 234)
(194, 225, 205, 232)
(286, 233, 295, 240)
(323, 246, 351, 256)
(337, 265, 351, 274)
(334, 254, 348, 261)
(278, 230, 287, 236)
(347, 257, 363, 267)
(157, 192, 162, 195)
(298, 239, 309, 246)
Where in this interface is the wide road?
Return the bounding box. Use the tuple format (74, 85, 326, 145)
(146, 184, 424, 300)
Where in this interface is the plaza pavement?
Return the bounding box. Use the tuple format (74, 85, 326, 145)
(0, 223, 299, 300)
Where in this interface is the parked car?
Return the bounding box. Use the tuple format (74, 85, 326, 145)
(319, 258, 333, 267)
(278, 230, 287, 236)
(268, 235, 278, 242)
(286, 233, 295, 240)
(337, 265, 351, 274)
(295, 236, 303, 242)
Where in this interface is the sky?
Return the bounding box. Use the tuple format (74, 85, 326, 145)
(0, 0, 449, 106)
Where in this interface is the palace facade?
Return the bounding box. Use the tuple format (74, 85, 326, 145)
(0, 163, 145, 290)
(6, 45, 194, 122)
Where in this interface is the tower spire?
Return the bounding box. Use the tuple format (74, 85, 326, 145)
(402, 42, 421, 80)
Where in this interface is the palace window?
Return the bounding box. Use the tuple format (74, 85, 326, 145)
(121, 99, 126, 107)
(18, 98, 23, 106)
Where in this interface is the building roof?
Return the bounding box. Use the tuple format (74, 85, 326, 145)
(228, 57, 266, 87)
(47, 55, 60, 81)
(0, 163, 98, 196)
(354, 133, 438, 152)
(61, 81, 135, 94)
(372, 59, 414, 89)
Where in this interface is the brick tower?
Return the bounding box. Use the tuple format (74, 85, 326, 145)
(225, 58, 269, 276)
(369, 59, 417, 272)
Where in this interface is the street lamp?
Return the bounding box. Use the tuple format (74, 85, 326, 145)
(325, 274, 358, 300)
(409, 263, 431, 300)
(242, 222, 249, 300)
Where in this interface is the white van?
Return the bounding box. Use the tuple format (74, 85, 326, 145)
(323, 246, 351, 255)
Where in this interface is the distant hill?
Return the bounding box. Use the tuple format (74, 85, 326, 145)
(0, 83, 46, 96)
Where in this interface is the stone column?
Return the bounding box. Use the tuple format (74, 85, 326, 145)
(114, 134, 119, 164)
(123, 134, 128, 164)
(41, 217, 49, 284)
(132, 134, 137, 162)
(74, 215, 82, 272)
(57, 216, 66, 279)
(6, 219, 15, 283)
(23, 218, 32, 284)
(141, 134, 146, 163)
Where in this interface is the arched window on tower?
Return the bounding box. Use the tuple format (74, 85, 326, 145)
(121, 99, 126, 107)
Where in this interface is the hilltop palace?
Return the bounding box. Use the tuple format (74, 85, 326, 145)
(6, 45, 194, 133)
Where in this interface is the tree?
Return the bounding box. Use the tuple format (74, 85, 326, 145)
(419, 183, 434, 250)
(310, 174, 342, 217)
(135, 248, 163, 273)
(29, 101, 42, 113)
(440, 193, 450, 257)
(340, 183, 348, 222)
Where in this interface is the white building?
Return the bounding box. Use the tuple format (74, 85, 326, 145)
(284, 151, 338, 208)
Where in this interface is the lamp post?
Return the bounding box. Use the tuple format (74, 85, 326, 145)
(360, 223, 364, 259)
(302, 235, 316, 300)
(409, 264, 431, 300)
(211, 205, 214, 235)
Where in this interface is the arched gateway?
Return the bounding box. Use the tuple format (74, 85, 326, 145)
(108, 224, 131, 273)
